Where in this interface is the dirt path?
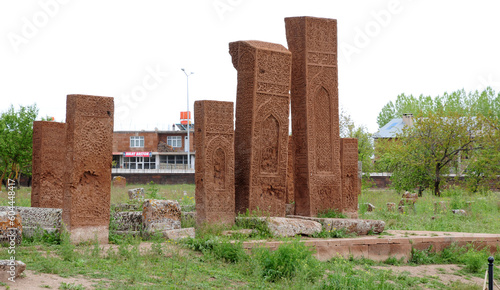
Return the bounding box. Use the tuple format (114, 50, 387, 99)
(1, 270, 107, 289)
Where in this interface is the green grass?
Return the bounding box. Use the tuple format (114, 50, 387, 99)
(359, 188, 500, 233)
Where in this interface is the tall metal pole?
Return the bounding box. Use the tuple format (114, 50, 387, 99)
(488, 256, 494, 290)
(181, 69, 194, 170)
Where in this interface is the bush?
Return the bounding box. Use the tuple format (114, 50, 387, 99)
(183, 237, 247, 263)
(253, 240, 320, 282)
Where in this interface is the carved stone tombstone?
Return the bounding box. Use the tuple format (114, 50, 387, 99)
(194, 100, 235, 225)
(32, 121, 67, 208)
(229, 40, 291, 217)
(340, 138, 359, 218)
(285, 16, 342, 216)
(63, 94, 114, 244)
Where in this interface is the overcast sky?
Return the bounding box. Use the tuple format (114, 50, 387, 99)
(1, 0, 499, 133)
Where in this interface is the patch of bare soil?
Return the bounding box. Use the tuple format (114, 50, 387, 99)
(1, 270, 107, 289)
(374, 264, 485, 288)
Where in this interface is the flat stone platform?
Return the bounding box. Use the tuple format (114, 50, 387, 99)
(242, 230, 500, 262)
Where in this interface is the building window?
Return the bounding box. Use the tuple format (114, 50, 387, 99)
(167, 136, 182, 148)
(123, 156, 156, 169)
(130, 136, 144, 148)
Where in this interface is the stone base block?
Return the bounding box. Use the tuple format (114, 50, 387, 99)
(0, 260, 26, 282)
(236, 217, 322, 237)
(142, 199, 181, 233)
(70, 225, 108, 244)
(0, 212, 22, 245)
(128, 188, 145, 200)
(112, 211, 143, 231)
(287, 215, 385, 235)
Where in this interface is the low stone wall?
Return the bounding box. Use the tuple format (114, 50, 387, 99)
(0, 206, 62, 237)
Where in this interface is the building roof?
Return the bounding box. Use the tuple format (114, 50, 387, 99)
(372, 118, 405, 139)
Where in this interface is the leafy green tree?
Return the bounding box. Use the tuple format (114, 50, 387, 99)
(378, 110, 496, 196)
(0, 104, 38, 190)
(376, 87, 500, 128)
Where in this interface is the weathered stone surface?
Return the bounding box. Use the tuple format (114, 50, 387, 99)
(236, 217, 322, 237)
(63, 94, 114, 244)
(0, 212, 22, 245)
(288, 215, 385, 235)
(221, 229, 256, 236)
(402, 191, 418, 200)
(112, 176, 126, 188)
(194, 100, 235, 225)
(340, 138, 359, 218)
(286, 17, 341, 216)
(399, 198, 417, 206)
(230, 40, 291, 217)
(285, 203, 295, 216)
(286, 135, 294, 204)
(128, 188, 145, 200)
(112, 211, 142, 231)
(452, 209, 467, 216)
(142, 199, 181, 232)
(364, 203, 375, 212)
(31, 121, 66, 208)
(0, 260, 26, 282)
(387, 202, 396, 212)
(0, 206, 61, 237)
(163, 228, 195, 241)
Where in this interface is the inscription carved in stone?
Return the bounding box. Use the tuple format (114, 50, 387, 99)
(229, 40, 291, 217)
(286, 16, 341, 216)
(195, 100, 235, 225)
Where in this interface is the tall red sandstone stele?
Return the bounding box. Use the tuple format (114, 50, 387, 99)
(194, 100, 235, 225)
(32, 121, 67, 208)
(63, 94, 114, 244)
(285, 16, 342, 216)
(229, 40, 291, 216)
(340, 138, 359, 218)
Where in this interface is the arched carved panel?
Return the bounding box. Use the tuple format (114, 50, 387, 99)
(314, 86, 333, 172)
(260, 115, 279, 174)
(213, 147, 226, 190)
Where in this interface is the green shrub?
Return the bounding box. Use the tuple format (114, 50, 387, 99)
(146, 181, 160, 199)
(409, 246, 437, 265)
(183, 237, 247, 263)
(461, 247, 490, 274)
(253, 240, 320, 282)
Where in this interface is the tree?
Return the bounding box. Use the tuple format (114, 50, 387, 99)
(0, 104, 38, 190)
(376, 87, 500, 128)
(378, 110, 496, 196)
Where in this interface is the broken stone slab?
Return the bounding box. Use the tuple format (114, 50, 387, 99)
(362, 203, 376, 212)
(221, 229, 256, 236)
(0, 260, 26, 282)
(452, 209, 467, 216)
(112, 176, 127, 188)
(0, 211, 22, 245)
(163, 228, 195, 241)
(287, 215, 385, 235)
(387, 202, 396, 212)
(402, 191, 418, 200)
(112, 211, 143, 231)
(399, 198, 417, 206)
(128, 188, 145, 200)
(142, 199, 181, 233)
(235, 217, 322, 237)
(0, 206, 61, 238)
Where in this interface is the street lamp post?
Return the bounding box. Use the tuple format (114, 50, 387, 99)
(181, 68, 194, 170)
